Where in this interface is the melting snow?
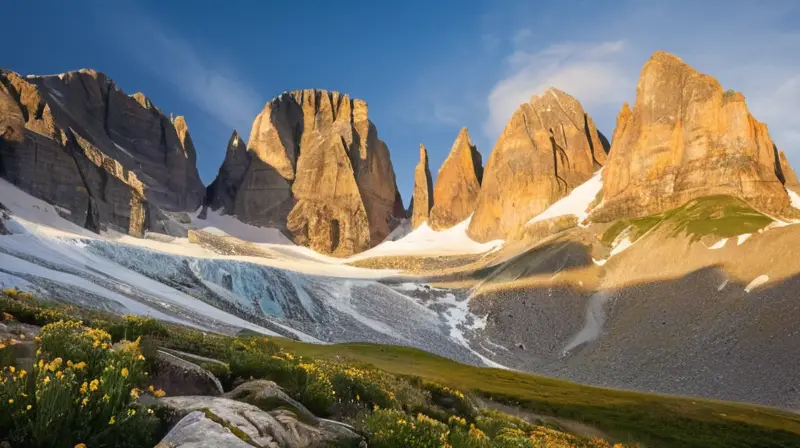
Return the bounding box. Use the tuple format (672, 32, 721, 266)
(345, 217, 503, 262)
(528, 170, 603, 225)
(610, 237, 633, 257)
(709, 238, 728, 249)
(789, 190, 800, 209)
(744, 275, 769, 293)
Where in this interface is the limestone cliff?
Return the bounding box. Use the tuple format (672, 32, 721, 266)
(209, 90, 402, 256)
(429, 128, 483, 230)
(410, 144, 433, 229)
(468, 88, 608, 242)
(0, 69, 205, 236)
(592, 51, 792, 222)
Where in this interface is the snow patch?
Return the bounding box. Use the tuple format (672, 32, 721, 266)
(345, 216, 503, 262)
(709, 238, 728, 249)
(737, 234, 751, 245)
(592, 258, 607, 266)
(113, 142, 135, 158)
(610, 237, 633, 257)
(190, 209, 294, 245)
(528, 170, 603, 225)
(562, 291, 612, 355)
(789, 190, 800, 209)
(717, 279, 729, 291)
(744, 275, 769, 293)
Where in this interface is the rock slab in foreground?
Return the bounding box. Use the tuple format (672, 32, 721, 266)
(160, 396, 363, 448)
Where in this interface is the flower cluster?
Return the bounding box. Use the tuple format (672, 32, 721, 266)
(0, 320, 162, 447)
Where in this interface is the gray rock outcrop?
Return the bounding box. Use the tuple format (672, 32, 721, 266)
(0, 69, 205, 237)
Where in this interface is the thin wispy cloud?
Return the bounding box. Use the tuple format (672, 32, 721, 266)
(486, 40, 630, 136)
(105, 6, 263, 138)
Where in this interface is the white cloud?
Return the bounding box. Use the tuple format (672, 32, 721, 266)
(109, 8, 263, 138)
(486, 40, 630, 136)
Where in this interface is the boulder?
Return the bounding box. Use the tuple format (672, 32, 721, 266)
(160, 396, 363, 448)
(468, 88, 608, 242)
(0, 69, 205, 237)
(157, 410, 258, 448)
(151, 350, 224, 397)
(410, 144, 433, 229)
(209, 89, 401, 256)
(223, 379, 317, 424)
(429, 128, 483, 230)
(592, 51, 791, 222)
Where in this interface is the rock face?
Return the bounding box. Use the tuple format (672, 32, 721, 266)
(468, 88, 608, 242)
(779, 151, 800, 194)
(151, 350, 224, 397)
(410, 144, 433, 228)
(0, 69, 205, 237)
(592, 52, 792, 221)
(204, 130, 250, 215)
(207, 89, 402, 256)
(429, 128, 483, 230)
(160, 396, 363, 448)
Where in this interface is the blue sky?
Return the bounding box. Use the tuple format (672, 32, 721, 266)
(5, 0, 800, 202)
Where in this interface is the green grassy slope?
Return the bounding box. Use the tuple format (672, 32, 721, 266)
(601, 196, 773, 245)
(278, 340, 800, 448)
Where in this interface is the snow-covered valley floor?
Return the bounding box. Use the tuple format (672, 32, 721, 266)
(0, 179, 499, 367)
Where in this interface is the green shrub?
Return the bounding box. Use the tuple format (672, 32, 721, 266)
(0, 320, 163, 448)
(107, 315, 169, 342)
(362, 409, 449, 448)
(448, 416, 491, 448)
(422, 380, 477, 419)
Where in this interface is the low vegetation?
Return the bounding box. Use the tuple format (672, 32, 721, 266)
(2, 289, 799, 447)
(602, 195, 773, 245)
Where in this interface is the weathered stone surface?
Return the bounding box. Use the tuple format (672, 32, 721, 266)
(779, 151, 800, 194)
(151, 350, 224, 396)
(592, 52, 791, 221)
(468, 88, 608, 242)
(410, 144, 433, 229)
(0, 69, 205, 237)
(429, 128, 483, 230)
(161, 396, 363, 448)
(211, 89, 401, 255)
(157, 410, 257, 448)
(223, 380, 317, 424)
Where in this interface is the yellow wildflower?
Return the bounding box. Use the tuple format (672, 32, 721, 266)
(127, 408, 136, 416)
(121, 367, 129, 378)
(43, 377, 50, 384)
(7, 399, 13, 404)
(93, 340, 100, 348)
(147, 408, 154, 415)
(19, 333, 25, 340)
(74, 362, 87, 370)
(81, 397, 89, 407)
(130, 388, 140, 399)
(26, 404, 32, 410)
(75, 444, 87, 448)
(8, 366, 14, 373)
(108, 415, 116, 425)
(89, 379, 99, 391)
(101, 343, 108, 350)
(34, 336, 41, 342)
(38, 359, 44, 369)
(148, 385, 155, 392)
(103, 394, 110, 403)
(0, 343, 5, 349)
(67, 360, 73, 367)
(356, 394, 360, 401)
(152, 388, 166, 398)
(80, 382, 88, 394)
(136, 354, 145, 361)
(56, 371, 64, 379)
(18, 369, 26, 378)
